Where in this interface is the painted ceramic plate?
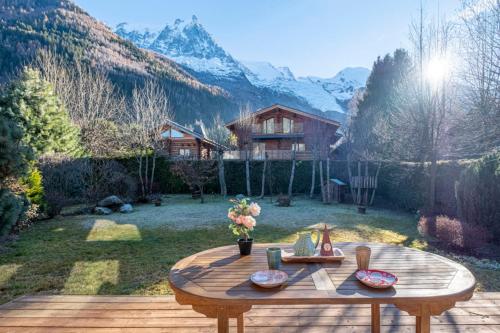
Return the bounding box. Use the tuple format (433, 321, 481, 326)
(250, 270, 288, 288)
(355, 269, 398, 289)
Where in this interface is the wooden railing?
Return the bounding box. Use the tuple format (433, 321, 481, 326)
(224, 150, 313, 160)
(252, 122, 304, 135)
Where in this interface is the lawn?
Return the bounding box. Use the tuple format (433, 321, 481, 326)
(0, 195, 498, 304)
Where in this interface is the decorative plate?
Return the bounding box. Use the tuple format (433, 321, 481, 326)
(281, 248, 345, 263)
(355, 269, 398, 289)
(250, 270, 288, 288)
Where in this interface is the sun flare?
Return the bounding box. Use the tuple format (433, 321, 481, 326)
(425, 57, 450, 86)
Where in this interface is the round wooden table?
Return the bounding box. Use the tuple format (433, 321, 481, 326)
(169, 242, 475, 333)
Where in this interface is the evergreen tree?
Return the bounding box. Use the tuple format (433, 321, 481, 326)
(2, 67, 82, 157)
(350, 49, 413, 159)
(0, 98, 33, 181)
(0, 87, 33, 236)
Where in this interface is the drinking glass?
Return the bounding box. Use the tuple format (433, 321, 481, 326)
(266, 247, 282, 270)
(356, 246, 371, 270)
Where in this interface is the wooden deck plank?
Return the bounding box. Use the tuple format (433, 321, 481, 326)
(0, 293, 498, 332)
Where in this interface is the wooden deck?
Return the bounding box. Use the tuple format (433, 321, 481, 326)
(0, 293, 498, 332)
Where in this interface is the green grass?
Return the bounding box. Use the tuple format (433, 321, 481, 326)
(0, 195, 498, 304)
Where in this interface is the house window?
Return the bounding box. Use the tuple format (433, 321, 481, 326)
(292, 143, 305, 152)
(162, 129, 184, 138)
(283, 117, 294, 133)
(179, 148, 191, 156)
(263, 118, 275, 134)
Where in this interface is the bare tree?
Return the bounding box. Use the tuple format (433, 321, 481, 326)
(287, 140, 297, 197)
(454, 0, 500, 156)
(235, 104, 255, 197)
(125, 80, 172, 198)
(305, 120, 322, 199)
(171, 160, 217, 203)
(34, 49, 125, 157)
(203, 114, 234, 197)
(409, 5, 457, 212)
(305, 119, 338, 203)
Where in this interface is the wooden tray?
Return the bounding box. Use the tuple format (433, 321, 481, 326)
(281, 248, 345, 263)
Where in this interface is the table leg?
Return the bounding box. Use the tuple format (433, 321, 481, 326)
(415, 314, 430, 333)
(371, 304, 380, 333)
(237, 313, 244, 333)
(217, 307, 229, 333)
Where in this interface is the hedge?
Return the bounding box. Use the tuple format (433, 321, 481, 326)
(40, 153, 498, 234)
(120, 157, 476, 215)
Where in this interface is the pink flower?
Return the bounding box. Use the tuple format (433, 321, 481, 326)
(235, 215, 245, 225)
(249, 203, 261, 217)
(227, 210, 237, 221)
(242, 216, 256, 229)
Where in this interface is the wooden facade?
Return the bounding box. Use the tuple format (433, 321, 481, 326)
(160, 121, 216, 160)
(225, 104, 341, 160)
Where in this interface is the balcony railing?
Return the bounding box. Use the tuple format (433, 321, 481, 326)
(252, 122, 304, 135)
(224, 150, 312, 161)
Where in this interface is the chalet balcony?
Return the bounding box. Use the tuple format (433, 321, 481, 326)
(251, 122, 304, 139)
(224, 149, 312, 160)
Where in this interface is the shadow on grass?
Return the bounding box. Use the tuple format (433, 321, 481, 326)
(0, 217, 296, 303)
(0, 206, 428, 304)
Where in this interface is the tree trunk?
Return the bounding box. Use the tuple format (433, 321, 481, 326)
(144, 152, 149, 195)
(267, 159, 273, 203)
(217, 153, 227, 197)
(347, 155, 356, 205)
(319, 160, 326, 203)
(310, 153, 316, 199)
(138, 154, 145, 198)
(149, 150, 157, 195)
(369, 162, 381, 206)
(288, 149, 296, 197)
(259, 154, 267, 199)
(357, 161, 362, 205)
(326, 155, 331, 203)
(200, 185, 204, 204)
(364, 162, 369, 206)
(245, 149, 251, 197)
(429, 151, 437, 213)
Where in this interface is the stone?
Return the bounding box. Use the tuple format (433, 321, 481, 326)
(94, 207, 113, 215)
(119, 204, 133, 213)
(97, 195, 124, 209)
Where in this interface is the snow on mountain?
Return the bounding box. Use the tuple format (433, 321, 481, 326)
(116, 16, 242, 78)
(241, 62, 369, 113)
(115, 23, 158, 49)
(115, 16, 370, 114)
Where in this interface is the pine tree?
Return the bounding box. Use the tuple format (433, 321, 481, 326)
(0, 88, 33, 236)
(2, 67, 83, 157)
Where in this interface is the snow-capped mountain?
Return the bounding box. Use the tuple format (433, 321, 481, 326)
(241, 62, 369, 113)
(115, 16, 370, 116)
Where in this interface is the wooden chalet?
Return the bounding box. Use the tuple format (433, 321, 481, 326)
(225, 104, 341, 160)
(160, 120, 218, 160)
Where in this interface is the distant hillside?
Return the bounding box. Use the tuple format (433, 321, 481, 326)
(0, 0, 237, 124)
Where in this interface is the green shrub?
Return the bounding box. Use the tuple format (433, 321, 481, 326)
(22, 165, 45, 208)
(418, 215, 491, 251)
(0, 189, 28, 237)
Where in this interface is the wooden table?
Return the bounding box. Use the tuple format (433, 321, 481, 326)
(169, 242, 476, 333)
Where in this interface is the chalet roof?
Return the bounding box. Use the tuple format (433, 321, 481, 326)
(163, 119, 221, 148)
(225, 104, 341, 127)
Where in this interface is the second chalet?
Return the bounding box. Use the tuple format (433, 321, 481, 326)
(225, 104, 341, 160)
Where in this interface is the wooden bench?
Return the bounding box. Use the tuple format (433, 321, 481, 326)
(0, 293, 498, 332)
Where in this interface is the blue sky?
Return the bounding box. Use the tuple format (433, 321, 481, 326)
(75, 0, 461, 78)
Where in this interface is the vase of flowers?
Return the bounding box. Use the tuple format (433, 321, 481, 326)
(228, 198, 261, 255)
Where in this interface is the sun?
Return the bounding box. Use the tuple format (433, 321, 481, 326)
(425, 57, 450, 86)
